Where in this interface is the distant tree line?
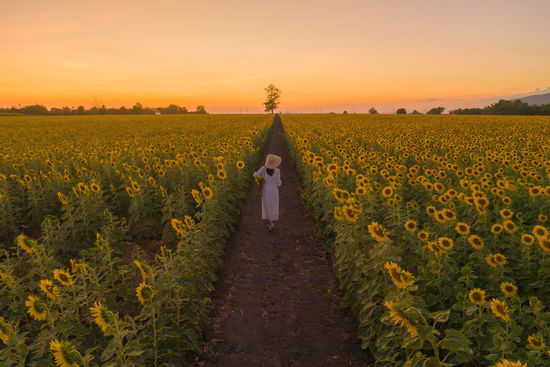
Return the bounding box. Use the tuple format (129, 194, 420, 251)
(450, 99, 550, 115)
(0, 103, 207, 116)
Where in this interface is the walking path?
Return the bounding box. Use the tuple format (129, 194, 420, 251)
(195, 115, 368, 367)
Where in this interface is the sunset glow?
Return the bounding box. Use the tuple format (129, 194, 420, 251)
(2, 0, 550, 112)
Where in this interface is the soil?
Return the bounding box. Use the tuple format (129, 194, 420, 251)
(194, 115, 370, 367)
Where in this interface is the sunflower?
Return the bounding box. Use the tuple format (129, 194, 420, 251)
(49, 339, 80, 367)
(25, 295, 47, 321)
(342, 205, 358, 222)
(171, 218, 186, 236)
(236, 160, 245, 169)
(384, 262, 415, 289)
(217, 169, 227, 180)
(191, 189, 203, 205)
(538, 214, 548, 222)
(184, 215, 195, 230)
(57, 192, 69, 205)
(125, 186, 135, 197)
(469, 288, 486, 305)
(202, 186, 213, 200)
(0, 316, 10, 344)
(499, 208, 513, 219)
(426, 206, 437, 216)
(455, 222, 470, 235)
(490, 298, 509, 321)
(437, 237, 454, 251)
(16, 234, 34, 254)
(40, 279, 60, 300)
(521, 234, 535, 246)
(382, 186, 393, 198)
(331, 206, 343, 221)
(539, 238, 550, 252)
(417, 230, 429, 241)
(368, 222, 388, 242)
(77, 182, 89, 194)
(148, 176, 156, 186)
(468, 235, 485, 250)
(502, 220, 517, 234)
(492, 359, 527, 367)
(494, 253, 507, 266)
(90, 301, 111, 334)
(136, 282, 154, 304)
(429, 208, 443, 222)
(404, 220, 417, 232)
(527, 334, 546, 350)
(532, 225, 548, 240)
(500, 282, 517, 297)
(491, 223, 504, 235)
(426, 241, 443, 256)
(131, 180, 140, 193)
(529, 186, 542, 197)
(90, 182, 100, 193)
(384, 300, 417, 336)
(53, 269, 73, 286)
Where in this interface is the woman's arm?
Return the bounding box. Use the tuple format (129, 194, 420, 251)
(253, 166, 265, 178)
(276, 169, 282, 187)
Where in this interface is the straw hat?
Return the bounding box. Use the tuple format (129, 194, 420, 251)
(265, 154, 281, 169)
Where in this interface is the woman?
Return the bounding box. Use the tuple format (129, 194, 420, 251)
(253, 154, 282, 231)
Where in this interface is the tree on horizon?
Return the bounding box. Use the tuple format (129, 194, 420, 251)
(263, 84, 281, 114)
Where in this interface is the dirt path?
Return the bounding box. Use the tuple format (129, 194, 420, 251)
(195, 115, 368, 367)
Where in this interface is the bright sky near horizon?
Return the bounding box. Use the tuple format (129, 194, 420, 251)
(1, 0, 550, 113)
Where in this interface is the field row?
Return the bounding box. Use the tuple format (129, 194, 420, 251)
(282, 114, 550, 367)
(0, 115, 272, 366)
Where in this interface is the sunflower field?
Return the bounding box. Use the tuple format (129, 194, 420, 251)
(282, 114, 550, 367)
(0, 114, 271, 366)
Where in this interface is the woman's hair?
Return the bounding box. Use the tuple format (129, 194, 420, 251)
(266, 167, 274, 176)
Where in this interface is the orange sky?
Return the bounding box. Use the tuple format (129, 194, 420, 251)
(1, 0, 550, 113)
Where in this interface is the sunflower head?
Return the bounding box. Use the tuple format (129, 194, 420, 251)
(404, 220, 417, 232)
(16, 234, 35, 254)
(500, 282, 517, 297)
(521, 234, 535, 246)
(539, 238, 550, 252)
(90, 301, 111, 334)
(491, 223, 504, 235)
(0, 316, 11, 344)
(417, 230, 429, 241)
(437, 237, 454, 251)
(503, 220, 517, 234)
(384, 262, 415, 289)
(49, 339, 80, 367)
(171, 219, 186, 236)
(527, 334, 546, 350)
(368, 222, 388, 242)
(468, 235, 484, 250)
(202, 186, 213, 200)
(532, 225, 548, 240)
(333, 206, 343, 221)
(455, 222, 470, 235)
(489, 298, 509, 321)
(40, 279, 60, 300)
(384, 300, 417, 336)
(469, 288, 486, 305)
(236, 160, 245, 169)
(25, 295, 47, 321)
(53, 269, 74, 286)
(342, 205, 358, 222)
(136, 282, 154, 304)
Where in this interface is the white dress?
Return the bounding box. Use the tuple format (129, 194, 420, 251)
(253, 166, 282, 221)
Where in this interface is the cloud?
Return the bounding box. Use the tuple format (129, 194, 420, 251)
(418, 98, 443, 102)
(505, 86, 550, 99)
